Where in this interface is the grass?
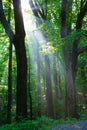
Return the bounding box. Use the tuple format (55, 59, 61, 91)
(0, 111, 87, 130)
(0, 117, 56, 130)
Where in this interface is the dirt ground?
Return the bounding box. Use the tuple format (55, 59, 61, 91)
(52, 120, 87, 130)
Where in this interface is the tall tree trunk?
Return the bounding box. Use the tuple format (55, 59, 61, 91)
(64, 50, 77, 117)
(53, 54, 59, 100)
(7, 43, 12, 123)
(14, 37, 27, 119)
(72, 39, 79, 82)
(28, 56, 32, 120)
(45, 55, 54, 118)
(13, 0, 27, 119)
(53, 54, 59, 118)
(7, 1, 12, 123)
(36, 42, 41, 117)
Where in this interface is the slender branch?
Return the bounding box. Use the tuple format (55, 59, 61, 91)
(76, 1, 87, 29)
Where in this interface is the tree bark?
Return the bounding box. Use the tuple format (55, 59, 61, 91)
(14, 35, 27, 119)
(7, 43, 12, 123)
(7, 0, 12, 124)
(13, 0, 27, 119)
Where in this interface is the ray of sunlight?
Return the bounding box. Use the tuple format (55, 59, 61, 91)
(21, 0, 64, 78)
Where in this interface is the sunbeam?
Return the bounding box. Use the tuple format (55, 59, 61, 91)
(21, 0, 36, 32)
(21, 0, 63, 76)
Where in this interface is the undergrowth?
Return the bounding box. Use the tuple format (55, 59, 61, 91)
(0, 117, 55, 130)
(0, 111, 87, 130)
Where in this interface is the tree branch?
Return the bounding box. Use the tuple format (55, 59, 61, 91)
(0, 0, 14, 42)
(76, 1, 87, 29)
(78, 46, 87, 55)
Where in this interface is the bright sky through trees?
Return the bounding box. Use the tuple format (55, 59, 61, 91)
(21, 0, 35, 31)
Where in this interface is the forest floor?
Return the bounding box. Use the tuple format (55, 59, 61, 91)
(0, 116, 87, 130)
(52, 120, 87, 130)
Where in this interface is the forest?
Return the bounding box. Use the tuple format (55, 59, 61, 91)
(0, 0, 87, 129)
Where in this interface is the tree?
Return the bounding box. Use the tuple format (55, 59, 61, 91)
(28, 56, 32, 120)
(13, 0, 27, 119)
(53, 54, 59, 101)
(0, 0, 27, 119)
(7, 0, 12, 124)
(60, 0, 87, 118)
